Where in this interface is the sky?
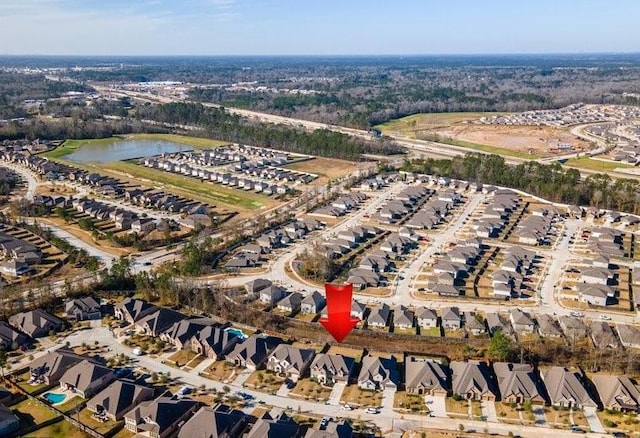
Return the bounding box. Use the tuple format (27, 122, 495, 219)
(0, 0, 639, 56)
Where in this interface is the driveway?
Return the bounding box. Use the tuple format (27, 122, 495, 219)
(533, 406, 547, 427)
(584, 406, 605, 433)
(381, 387, 396, 413)
(276, 382, 291, 397)
(327, 382, 346, 406)
(481, 400, 498, 422)
(425, 395, 447, 418)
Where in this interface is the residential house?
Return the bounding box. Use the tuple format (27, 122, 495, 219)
(309, 354, 355, 385)
(245, 414, 302, 438)
(357, 355, 398, 391)
(367, 304, 390, 328)
(537, 314, 564, 338)
(0, 404, 19, 437)
(509, 309, 536, 334)
(300, 291, 325, 314)
(64, 296, 101, 321)
(124, 395, 200, 438)
(135, 308, 187, 337)
(592, 375, 640, 412)
(577, 283, 616, 307)
(405, 357, 450, 396)
(59, 360, 116, 398)
(441, 307, 462, 330)
(161, 318, 218, 350)
(29, 348, 87, 385)
(114, 298, 158, 324)
(450, 360, 498, 401)
(8, 309, 64, 338)
(590, 320, 619, 349)
(226, 334, 282, 370)
(486, 313, 515, 338)
(393, 306, 415, 330)
(266, 345, 316, 382)
(178, 405, 248, 438)
(0, 321, 29, 350)
(464, 312, 487, 336)
(259, 286, 287, 306)
(493, 362, 545, 404)
(277, 292, 304, 314)
(541, 367, 597, 409)
(304, 420, 353, 438)
(616, 324, 640, 349)
(416, 308, 438, 329)
(350, 301, 367, 320)
(558, 316, 589, 339)
(190, 326, 241, 360)
(87, 380, 154, 421)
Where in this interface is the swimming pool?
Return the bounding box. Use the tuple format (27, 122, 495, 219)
(43, 392, 67, 404)
(225, 327, 247, 340)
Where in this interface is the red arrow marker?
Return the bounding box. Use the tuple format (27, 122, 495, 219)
(319, 283, 359, 343)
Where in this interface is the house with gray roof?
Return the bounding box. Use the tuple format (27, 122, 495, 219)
(464, 312, 487, 336)
(310, 353, 355, 385)
(493, 362, 545, 404)
(178, 405, 248, 438)
(244, 278, 272, 294)
(509, 309, 535, 334)
(405, 357, 450, 396)
(590, 320, 618, 349)
(226, 334, 282, 370)
(577, 283, 616, 307)
(304, 419, 353, 438)
(29, 348, 88, 385)
(416, 308, 438, 328)
(246, 415, 302, 438)
(367, 303, 390, 328)
(592, 375, 640, 412)
(357, 355, 398, 391)
(59, 360, 116, 398)
(259, 286, 287, 305)
(277, 292, 304, 314)
(350, 301, 367, 320)
(114, 298, 158, 324)
(541, 367, 596, 409)
(450, 360, 498, 401)
(135, 308, 187, 337)
(125, 395, 200, 438)
(8, 309, 63, 338)
(266, 345, 316, 382)
(616, 324, 640, 349)
(537, 314, 564, 338)
(161, 317, 218, 350)
(64, 296, 101, 321)
(559, 315, 588, 339)
(0, 321, 29, 350)
(87, 380, 154, 421)
(301, 291, 325, 314)
(190, 326, 241, 360)
(0, 402, 19, 436)
(393, 306, 414, 330)
(486, 313, 515, 338)
(441, 307, 461, 329)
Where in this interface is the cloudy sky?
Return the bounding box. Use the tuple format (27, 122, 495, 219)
(1, 0, 639, 56)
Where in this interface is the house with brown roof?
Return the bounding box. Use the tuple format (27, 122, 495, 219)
(405, 357, 450, 396)
(114, 298, 158, 324)
(226, 334, 282, 370)
(266, 344, 316, 382)
(190, 326, 242, 360)
(541, 367, 597, 409)
(493, 362, 545, 404)
(592, 375, 640, 412)
(64, 296, 101, 321)
(357, 355, 398, 391)
(135, 308, 187, 337)
(309, 354, 355, 385)
(450, 360, 498, 401)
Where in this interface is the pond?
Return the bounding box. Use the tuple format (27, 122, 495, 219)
(65, 139, 192, 163)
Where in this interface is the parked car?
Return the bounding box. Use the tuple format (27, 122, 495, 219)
(600, 315, 612, 320)
(365, 407, 379, 414)
(341, 404, 353, 411)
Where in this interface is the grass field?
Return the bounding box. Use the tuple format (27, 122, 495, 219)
(25, 419, 90, 438)
(565, 156, 635, 172)
(376, 112, 508, 131)
(101, 161, 274, 210)
(285, 157, 359, 180)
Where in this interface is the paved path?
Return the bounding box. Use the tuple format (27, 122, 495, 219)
(482, 400, 498, 422)
(0, 161, 38, 201)
(425, 395, 447, 418)
(327, 382, 346, 406)
(276, 382, 291, 397)
(584, 406, 605, 433)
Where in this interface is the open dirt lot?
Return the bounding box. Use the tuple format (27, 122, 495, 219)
(430, 124, 591, 155)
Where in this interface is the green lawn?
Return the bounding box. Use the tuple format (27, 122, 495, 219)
(12, 398, 59, 428)
(25, 419, 90, 438)
(565, 156, 635, 172)
(78, 408, 124, 435)
(376, 112, 509, 131)
(102, 161, 273, 210)
(54, 395, 85, 414)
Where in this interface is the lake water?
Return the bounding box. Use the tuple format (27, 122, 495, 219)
(65, 139, 192, 163)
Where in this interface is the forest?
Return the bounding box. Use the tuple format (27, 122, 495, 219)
(402, 154, 640, 214)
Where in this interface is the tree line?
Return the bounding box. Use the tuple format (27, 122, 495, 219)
(402, 154, 640, 214)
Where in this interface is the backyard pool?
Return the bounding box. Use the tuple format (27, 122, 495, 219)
(225, 327, 247, 340)
(43, 392, 67, 404)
